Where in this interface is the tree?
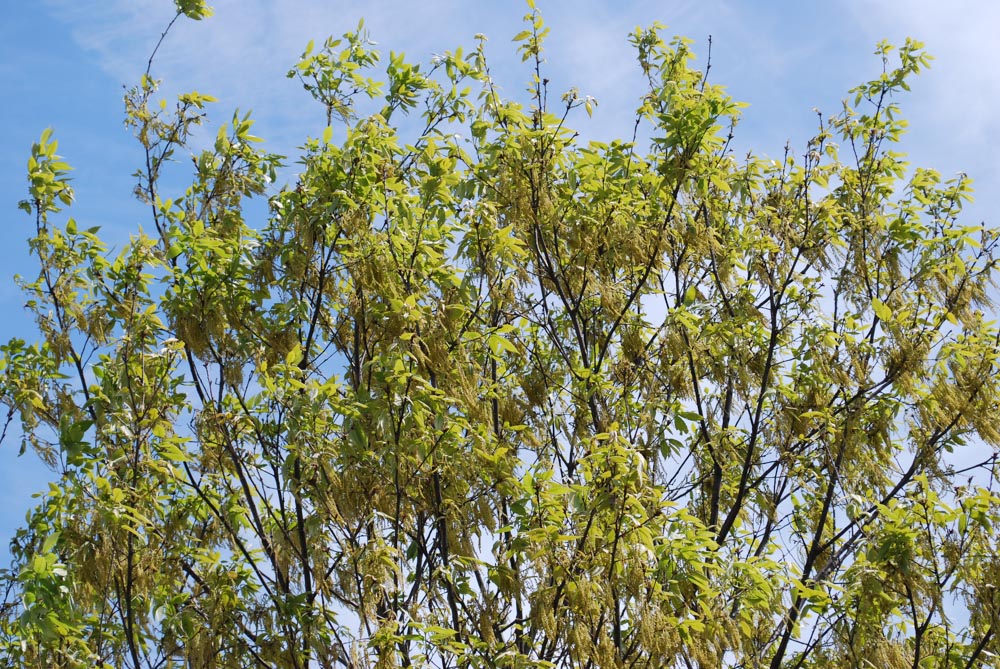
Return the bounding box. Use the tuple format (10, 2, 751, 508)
(2, 3, 1000, 668)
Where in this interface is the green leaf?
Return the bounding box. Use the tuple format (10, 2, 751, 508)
(175, 0, 213, 19)
(872, 298, 892, 321)
(159, 442, 191, 463)
(41, 532, 60, 555)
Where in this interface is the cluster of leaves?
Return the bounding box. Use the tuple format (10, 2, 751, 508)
(175, 0, 212, 21)
(2, 3, 1000, 668)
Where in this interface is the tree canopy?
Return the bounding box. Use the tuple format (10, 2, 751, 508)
(2, 3, 1000, 668)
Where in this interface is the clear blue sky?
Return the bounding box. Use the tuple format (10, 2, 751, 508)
(2, 0, 999, 560)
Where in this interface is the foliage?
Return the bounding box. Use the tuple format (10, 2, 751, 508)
(175, 0, 213, 21)
(2, 4, 1000, 668)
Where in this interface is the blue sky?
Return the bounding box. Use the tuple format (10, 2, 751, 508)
(2, 0, 999, 560)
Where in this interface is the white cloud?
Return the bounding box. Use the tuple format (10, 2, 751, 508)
(39, 0, 1000, 207)
(41, 1, 731, 150)
(844, 0, 1000, 204)
(846, 0, 1000, 133)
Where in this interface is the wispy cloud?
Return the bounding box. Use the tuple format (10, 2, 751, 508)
(40, 1, 731, 151)
(40, 0, 1000, 206)
(840, 0, 1000, 221)
(847, 0, 1000, 138)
